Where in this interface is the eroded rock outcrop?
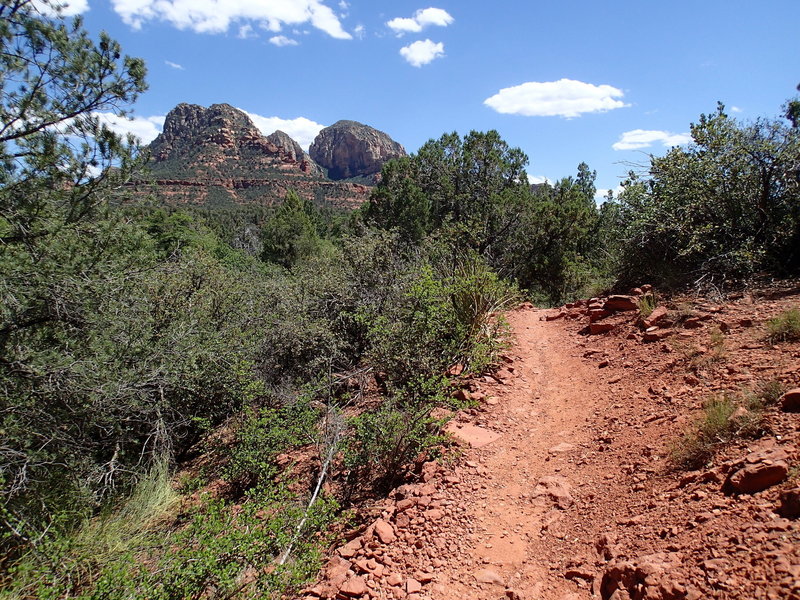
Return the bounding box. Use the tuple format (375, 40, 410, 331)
(134, 104, 369, 209)
(309, 120, 406, 181)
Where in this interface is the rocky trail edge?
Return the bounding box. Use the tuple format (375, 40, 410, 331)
(306, 292, 800, 600)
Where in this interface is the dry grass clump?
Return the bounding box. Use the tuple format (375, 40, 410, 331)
(766, 308, 800, 343)
(671, 389, 769, 470)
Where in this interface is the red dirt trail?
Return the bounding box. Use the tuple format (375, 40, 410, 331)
(310, 297, 800, 600)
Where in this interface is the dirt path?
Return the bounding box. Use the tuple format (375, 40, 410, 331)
(312, 299, 800, 600)
(430, 306, 611, 599)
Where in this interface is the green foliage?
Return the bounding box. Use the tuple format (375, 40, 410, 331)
(0, 0, 147, 246)
(368, 138, 607, 304)
(4, 480, 336, 600)
(638, 293, 657, 319)
(345, 392, 446, 492)
(766, 308, 800, 343)
(261, 190, 325, 268)
(616, 103, 800, 288)
(226, 399, 320, 489)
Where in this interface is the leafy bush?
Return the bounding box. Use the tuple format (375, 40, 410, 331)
(345, 396, 445, 492)
(4, 481, 335, 600)
(226, 399, 320, 490)
(616, 104, 800, 289)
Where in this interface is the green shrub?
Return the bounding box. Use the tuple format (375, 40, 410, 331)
(638, 293, 657, 319)
(225, 399, 320, 490)
(4, 478, 336, 600)
(345, 386, 447, 492)
(766, 308, 800, 343)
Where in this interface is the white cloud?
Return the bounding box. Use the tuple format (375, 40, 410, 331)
(527, 174, 550, 185)
(595, 185, 624, 201)
(269, 35, 299, 46)
(399, 39, 444, 67)
(731, 105, 743, 113)
(353, 24, 365, 39)
(612, 129, 692, 151)
(30, 0, 89, 16)
(387, 7, 453, 35)
(243, 111, 326, 150)
(484, 79, 629, 118)
(94, 113, 166, 145)
(415, 7, 453, 27)
(238, 24, 255, 39)
(164, 60, 184, 70)
(111, 0, 352, 39)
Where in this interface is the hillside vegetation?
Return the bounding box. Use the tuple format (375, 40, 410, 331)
(1, 3, 799, 598)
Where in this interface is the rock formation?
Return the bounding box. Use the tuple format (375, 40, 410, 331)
(266, 129, 306, 163)
(309, 120, 406, 181)
(135, 103, 370, 210)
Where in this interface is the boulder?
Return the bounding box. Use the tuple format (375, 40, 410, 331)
(603, 295, 639, 312)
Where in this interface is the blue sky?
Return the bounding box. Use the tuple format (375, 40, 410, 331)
(53, 0, 799, 198)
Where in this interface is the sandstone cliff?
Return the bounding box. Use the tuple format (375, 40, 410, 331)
(135, 104, 368, 209)
(309, 120, 406, 181)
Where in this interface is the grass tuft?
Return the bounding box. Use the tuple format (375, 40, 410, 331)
(766, 308, 800, 343)
(639, 293, 657, 319)
(671, 391, 766, 470)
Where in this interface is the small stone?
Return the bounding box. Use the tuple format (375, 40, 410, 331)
(531, 476, 573, 509)
(474, 569, 505, 586)
(339, 576, 368, 597)
(549, 442, 575, 454)
(405, 578, 422, 594)
(374, 519, 396, 544)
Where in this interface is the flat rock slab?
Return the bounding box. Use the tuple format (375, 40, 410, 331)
(444, 422, 501, 448)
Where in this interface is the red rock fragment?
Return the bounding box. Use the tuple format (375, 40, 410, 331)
(474, 569, 505, 585)
(726, 461, 789, 494)
(778, 487, 800, 519)
(590, 322, 615, 334)
(603, 295, 639, 312)
(373, 519, 396, 544)
(339, 576, 367, 597)
(643, 306, 669, 328)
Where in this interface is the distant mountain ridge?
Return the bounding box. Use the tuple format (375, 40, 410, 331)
(129, 103, 406, 210)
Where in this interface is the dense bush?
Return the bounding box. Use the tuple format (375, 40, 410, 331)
(615, 103, 800, 289)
